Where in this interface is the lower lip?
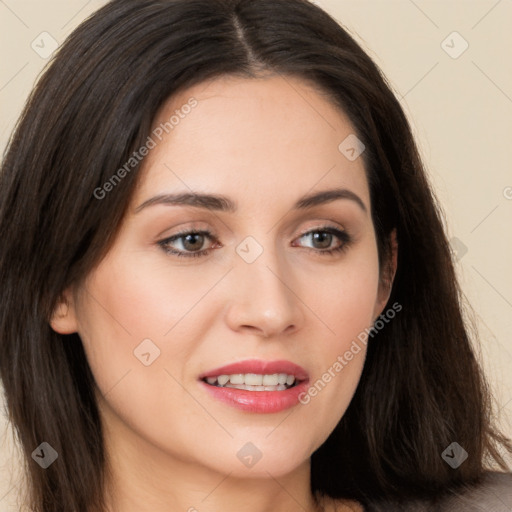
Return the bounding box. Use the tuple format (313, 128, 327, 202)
(199, 379, 310, 413)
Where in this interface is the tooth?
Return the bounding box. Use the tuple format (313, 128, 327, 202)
(277, 373, 288, 385)
(262, 374, 279, 386)
(220, 382, 291, 392)
(229, 374, 245, 385)
(245, 373, 263, 386)
(211, 373, 298, 387)
(225, 383, 249, 390)
(217, 375, 229, 386)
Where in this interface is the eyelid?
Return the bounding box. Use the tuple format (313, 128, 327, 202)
(296, 222, 344, 237)
(154, 220, 212, 240)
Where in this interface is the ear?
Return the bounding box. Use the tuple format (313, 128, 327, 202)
(50, 288, 79, 334)
(373, 228, 398, 320)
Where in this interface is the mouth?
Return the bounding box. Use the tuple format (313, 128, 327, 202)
(201, 372, 303, 392)
(198, 361, 311, 413)
(198, 358, 309, 392)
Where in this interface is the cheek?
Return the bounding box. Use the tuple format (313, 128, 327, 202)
(310, 245, 380, 339)
(73, 250, 222, 395)
(79, 249, 217, 341)
(301, 246, 378, 413)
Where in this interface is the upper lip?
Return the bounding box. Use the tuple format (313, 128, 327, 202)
(199, 359, 309, 381)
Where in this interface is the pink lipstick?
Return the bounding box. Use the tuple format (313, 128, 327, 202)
(198, 359, 310, 414)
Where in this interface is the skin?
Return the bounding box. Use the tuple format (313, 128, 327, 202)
(51, 74, 397, 512)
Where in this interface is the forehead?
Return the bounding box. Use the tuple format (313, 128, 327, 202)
(133, 74, 370, 211)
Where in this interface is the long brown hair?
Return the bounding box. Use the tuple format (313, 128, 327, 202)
(1, 0, 510, 510)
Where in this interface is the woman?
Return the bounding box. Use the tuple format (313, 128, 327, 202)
(0, 0, 510, 511)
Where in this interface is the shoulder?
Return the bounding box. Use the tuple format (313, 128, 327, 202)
(362, 471, 512, 511)
(328, 471, 512, 512)
(437, 471, 512, 511)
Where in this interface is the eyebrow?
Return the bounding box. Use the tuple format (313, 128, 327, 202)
(134, 187, 367, 214)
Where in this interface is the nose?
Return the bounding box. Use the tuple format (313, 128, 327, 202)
(223, 242, 305, 338)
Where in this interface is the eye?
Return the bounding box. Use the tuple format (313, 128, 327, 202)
(293, 226, 352, 256)
(158, 229, 217, 258)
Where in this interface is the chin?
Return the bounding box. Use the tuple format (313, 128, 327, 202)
(197, 439, 312, 479)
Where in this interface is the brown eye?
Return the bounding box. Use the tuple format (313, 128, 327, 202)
(180, 233, 206, 252)
(158, 229, 217, 258)
(294, 226, 352, 256)
(309, 231, 333, 249)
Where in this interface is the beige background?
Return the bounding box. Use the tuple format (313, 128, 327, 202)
(1, 0, 511, 508)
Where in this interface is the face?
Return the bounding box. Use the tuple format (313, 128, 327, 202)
(52, 74, 395, 481)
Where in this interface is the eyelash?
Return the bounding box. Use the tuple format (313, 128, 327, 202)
(157, 225, 352, 259)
